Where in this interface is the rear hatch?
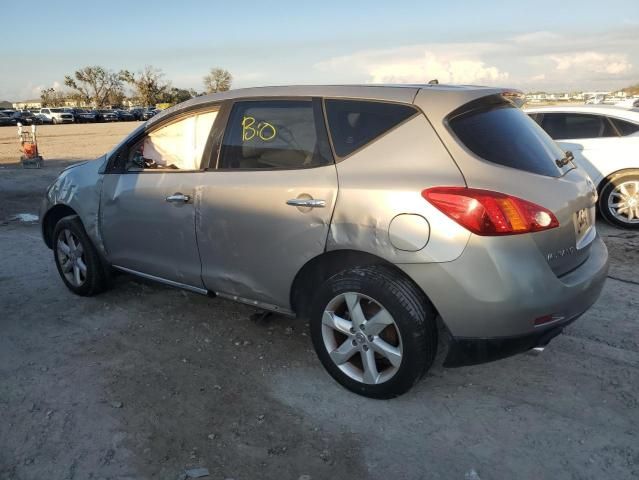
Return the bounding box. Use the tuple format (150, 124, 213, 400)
(445, 94, 597, 276)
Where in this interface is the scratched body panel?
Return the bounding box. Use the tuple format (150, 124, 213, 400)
(328, 114, 470, 263)
(196, 165, 338, 309)
(41, 157, 107, 255)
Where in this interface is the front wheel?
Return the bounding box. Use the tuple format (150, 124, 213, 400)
(599, 172, 639, 229)
(310, 265, 437, 399)
(53, 216, 108, 296)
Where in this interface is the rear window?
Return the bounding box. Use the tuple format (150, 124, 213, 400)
(449, 97, 567, 178)
(610, 117, 639, 136)
(324, 99, 417, 157)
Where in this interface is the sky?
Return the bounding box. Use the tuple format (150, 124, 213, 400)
(1, 0, 638, 101)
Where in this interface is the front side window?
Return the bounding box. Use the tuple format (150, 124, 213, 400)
(218, 100, 331, 169)
(124, 110, 218, 171)
(540, 113, 617, 140)
(324, 99, 418, 157)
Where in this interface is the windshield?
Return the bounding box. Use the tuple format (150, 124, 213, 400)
(448, 95, 569, 178)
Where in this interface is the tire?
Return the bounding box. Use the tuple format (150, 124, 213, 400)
(309, 265, 437, 399)
(52, 216, 108, 296)
(52, 117, 58, 125)
(598, 172, 639, 229)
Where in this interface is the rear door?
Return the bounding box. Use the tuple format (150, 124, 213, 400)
(196, 98, 337, 311)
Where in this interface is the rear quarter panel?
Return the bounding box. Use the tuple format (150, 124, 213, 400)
(329, 113, 470, 263)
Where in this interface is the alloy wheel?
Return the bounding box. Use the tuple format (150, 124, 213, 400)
(608, 180, 639, 224)
(56, 229, 87, 287)
(321, 292, 403, 385)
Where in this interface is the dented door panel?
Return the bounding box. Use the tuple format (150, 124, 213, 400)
(196, 165, 338, 309)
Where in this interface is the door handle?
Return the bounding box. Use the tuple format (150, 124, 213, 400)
(166, 193, 191, 203)
(286, 198, 326, 208)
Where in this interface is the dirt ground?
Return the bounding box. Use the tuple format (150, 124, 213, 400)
(0, 124, 638, 480)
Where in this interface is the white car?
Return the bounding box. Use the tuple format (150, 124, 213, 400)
(39, 107, 74, 125)
(526, 105, 639, 228)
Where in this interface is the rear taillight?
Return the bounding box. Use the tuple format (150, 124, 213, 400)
(422, 187, 559, 236)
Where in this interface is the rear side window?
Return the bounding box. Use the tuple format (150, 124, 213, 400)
(324, 100, 417, 157)
(218, 100, 332, 170)
(540, 113, 617, 139)
(610, 117, 639, 136)
(449, 97, 566, 178)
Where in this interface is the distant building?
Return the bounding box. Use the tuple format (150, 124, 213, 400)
(13, 99, 42, 109)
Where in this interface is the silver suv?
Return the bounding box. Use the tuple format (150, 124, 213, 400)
(40, 85, 609, 398)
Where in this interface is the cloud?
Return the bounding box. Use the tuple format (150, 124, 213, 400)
(315, 27, 638, 91)
(315, 44, 509, 85)
(550, 52, 632, 75)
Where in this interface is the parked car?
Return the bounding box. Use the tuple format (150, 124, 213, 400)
(98, 109, 118, 122)
(12, 110, 36, 125)
(33, 113, 52, 125)
(39, 108, 74, 124)
(40, 85, 608, 398)
(0, 112, 18, 126)
(114, 109, 135, 121)
(64, 108, 98, 123)
(615, 98, 639, 109)
(140, 108, 158, 121)
(526, 105, 639, 228)
(128, 107, 145, 121)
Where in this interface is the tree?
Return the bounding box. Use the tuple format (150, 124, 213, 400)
(64, 66, 122, 107)
(120, 65, 169, 107)
(203, 67, 232, 93)
(159, 87, 195, 105)
(40, 87, 67, 107)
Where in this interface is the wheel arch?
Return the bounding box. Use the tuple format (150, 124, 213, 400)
(290, 249, 438, 319)
(42, 204, 78, 249)
(597, 168, 639, 193)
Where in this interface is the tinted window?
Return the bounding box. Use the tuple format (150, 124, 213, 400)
(218, 100, 331, 169)
(325, 100, 417, 157)
(449, 97, 566, 178)
(540, 113, 617, 139)
(51, 108, 63, 113)
(610, 118, 639, 136)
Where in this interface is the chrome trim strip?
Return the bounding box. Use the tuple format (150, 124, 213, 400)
(576, 225, 597, 251)
(112, 265, 296, 316)
(112, 265, 208, 294)
(214, 291, 295, 317)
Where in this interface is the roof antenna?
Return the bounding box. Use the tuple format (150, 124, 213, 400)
(428, 79, 439, 85)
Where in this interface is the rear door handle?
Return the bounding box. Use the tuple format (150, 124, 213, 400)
(286, 198, 326, 208)
(166, 193, 191, 203)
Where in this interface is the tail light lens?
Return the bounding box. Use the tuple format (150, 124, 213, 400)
(422, 187, 559, 236)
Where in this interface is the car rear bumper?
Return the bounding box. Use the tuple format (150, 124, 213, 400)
(397, 230, 609, 354)
(442, 312, 579, 367)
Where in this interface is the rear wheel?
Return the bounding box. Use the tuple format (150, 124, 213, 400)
(310, 265, 437, 399)
(52, 118, 58, 125)
(53, 216, 108, 296)
(599, 172, 639, 229)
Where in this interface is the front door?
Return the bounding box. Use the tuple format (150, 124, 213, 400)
(197, 99, 338, 310)
(100, 109, 219, 288)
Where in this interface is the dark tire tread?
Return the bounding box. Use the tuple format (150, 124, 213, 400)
(53, 215, 108, 296)
(598, 172, 639, 229)
(310, 265, 437, 399)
